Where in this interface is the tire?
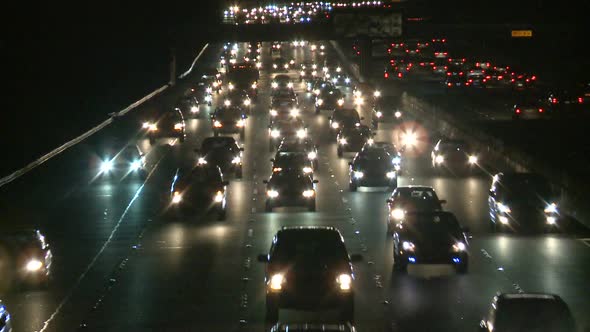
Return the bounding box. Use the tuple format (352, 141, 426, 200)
(265, 302, 279, 325)
(337, 147, 343, 158)
(339, 299, 354, 324)
(235, 167, 243, 179)
(265, 202, 273, 212)
(349, 182, 357, 192)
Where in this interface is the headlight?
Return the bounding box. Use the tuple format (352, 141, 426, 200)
(331, 122, 339, 129)
(232, 156, 241, 164)
(373, 90, 381, 97)
(354, 97, 364, 105)
(269, 273, 284, 290)
(296, 129, 307, 138)
(213, 120, 223, 128)
(270, 109, 278, 116)
(205, 95, 212, 102)
(130, 160, 142, 171)
(302, 189, 315, 197)
(402, 241, 415, 251)
(273, 64, 278, 69)
(303, 166, 313, 174)
(224, 100, 231, 106)
(400, 130, 417, 148)
(336, 273, 352, 291)
(25, 259, 43, 272)
(376, 111, 383, 118)
(392, 157, 401, 165)
(174, 123, 184, 130)
(339, 138, 347, 145)
(267, 190, 279, 198)
(270, 129, 280, 138)
(214, 190, 224, 203)
(386, 171, 396, 179)
(300, 71, 305, 76)
(391, 208, 405, 220)
(435, 155, 444, 164)
(190, 106, 199, 113)
(251, 82, 257, 89)
(100, 160, 113, 173)
(206, 87, 213, 93)
(316, 98, 324, 106)
(172, 191, 182, 204)
(499, 216, 509, 224)
(212, 82, 219, 88)
(256, 62, 262, 68)
(287, 82, 293, 88)
(336, 67, 342, 73)
(345, 77, 351, 84)
(243, 99, 251, 106)
(313, 89, 320, 95)
(308, 151, 317, 159)
(197, 157, 207, 165)
(228, 83, 234, 90)
(353, 171, 364, 179)
(468, 155, 478, 164)
(290, 108, 300, 117)
(284, 64, 289, 69)
(142, 122, 151, 129)
(271, 82, 278, 89)
(337, 99, 344, 106)
(332, 78, 338, 84)
(148, 124, 158, 131)
(236, 119, 245, 127)
(367, 138, 374, 145)
(452, 242, 467, 251)
(544, 203, 558, 214)
(497, 202, 511, 213)
(395, 111, 402, 118)
(546, 216, 557, 225)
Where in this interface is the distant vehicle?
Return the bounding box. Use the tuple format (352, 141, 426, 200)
(488, 172, 561, 232)
(270, 322, 356, 332)
(431, 138, 480, 173)
(223, 89, 251, 114)
(512, 99, 548, 119)
(270, 90, 299, 121)
(348, 146, 397, 191)
(444, 75, 467, 88)
(0, 229, 52, 287)
(371, 95, 403, 128)
(175, 95, 200, 118)
(0, 301, 12, 331)
(142, 108, 186, 144)
(210, 106, 248, 138)
(189, 81, 213, 106)
(269, 117, 307, 151)
(362, 141, 402, 173)
(168, 165, 229, 220)
(479, 293, 576, 332)
(92, 142, 147, 181)
(257, 226, 362, 323)
(196, 136, 244, 178)
(271, 151, 315, 179)
(337, 125, 373, 158)
(271, 74, 294, 91)
(315, 87, 344, 114)
(263, 171, 318, 212)
(226, 62, 259, 100)
(329, 108, 362, 136)
(431, 58, 449, 74)
(386, 186, 445, 232)
(392, 211, 469, 273)
(272, 57, 292, 72)
(277, 137, 320, 170)
(200, 69, 222, 93)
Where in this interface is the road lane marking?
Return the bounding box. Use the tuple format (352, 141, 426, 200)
(38, 148, 167, 332)
(251, 207, 256, 213)
(341, 197, 348, 204)
(253, 188, 258, 195)
(579, 238, 590, 248)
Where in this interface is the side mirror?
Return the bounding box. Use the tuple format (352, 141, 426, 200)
(222, 180, 230, 186)
(350, 254, 363, 262)
(439, 199, 447, 204)
(313, 179, 319, 184)
(262, 180, 269, 184)
(257, 254, 269, 263)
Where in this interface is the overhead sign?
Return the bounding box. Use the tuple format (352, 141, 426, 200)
(333, 12, 402, 38)
(511, 30, 533, 37)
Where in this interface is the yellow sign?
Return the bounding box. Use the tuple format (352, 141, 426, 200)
(511, 30, 533, 37)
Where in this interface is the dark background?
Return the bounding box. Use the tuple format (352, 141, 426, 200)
(1, 0, 588, 176)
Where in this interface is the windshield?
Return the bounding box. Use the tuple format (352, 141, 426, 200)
(271, 230, 348, 264)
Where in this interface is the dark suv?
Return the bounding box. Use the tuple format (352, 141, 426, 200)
(258, 227, 362, 324)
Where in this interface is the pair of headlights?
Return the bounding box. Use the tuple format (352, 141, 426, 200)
(100, 159, 143, 173)
(172, 190, 224, 204)
(266, 189, 315, 198)
(401, 241, 466, 252)
(268, 273, 351, 291)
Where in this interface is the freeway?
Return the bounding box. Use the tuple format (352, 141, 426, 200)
(1, 41, 589, 332)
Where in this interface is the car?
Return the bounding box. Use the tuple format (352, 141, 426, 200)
(386, 186, 445, 232)
(189, 81, 213, 106)
(0, 301, 12, 331)
(271, 151, 315, 179)
(479, 293, 576, 332)
(512, 99, 548, 119)
(277, 137, 320, 170)
(329, 108, 362, 136)
(371, 95, 403, 128)
(226, 62, 259, 100)
(306, 77, 329, 93)
(175, 95, 200, 118)
(466, 73, 487, 88)
(263, 171, 318, 212)
(0, 229, 52, 287)
(445, 63, 465, 77)
(322, 64, 351, 86)
(337, 125, 373, 158)
(196, 136, 244, 178)
(210, 106, 248, 138)
(488, 172, 561, 233)
(93, 141, 147, 181)
(361, 141, 402, 173)
(431, 138, 480, 173)
(510, 72, 536, 89)
(546, 86, 587, 117)
(268, 117, 308, 151)
(222, 89, 252, 114)
(200, 69, 222, 93)
(444, 75, 467, 88)
(271, 74, 294, 91)
(257, 226, 362, 323)
(348, 145, 397, 191)
(142, 108, 186, 144)
(392, 211, 469, 273)
(270, 90, 299, 121)
(431, 58, 449, 74)
(168, 165, 229, 220)
(272, 57, 291, 72)
(270, 322, 356, 332)
(315, 87, 344, 114)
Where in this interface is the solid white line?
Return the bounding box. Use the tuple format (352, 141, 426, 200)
(38, 151, 166, 332)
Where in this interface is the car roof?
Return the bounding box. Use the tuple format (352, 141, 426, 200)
(498, 293, 562, 301)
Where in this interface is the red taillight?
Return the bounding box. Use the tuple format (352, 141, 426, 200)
(387, 48, 391, 53)
(525, 79, 530, 82)
(433, 66, 437, 70)
(578, 97, 584, 104)
(459, 72, 464, 76)
(511, 78, 515, 82)
(516, 109, 521, 113)
(551, 98, 558, 104)
(538, 108, 544, 113)
(447, 83, 452, 87)
(498, 75, 503, 80)
(485, 76, 491, 79)
(531, 75, 536, 80)
(384, 72, 389, 78)
(447, 72, 451, 76)
(398, 72, 403, 78)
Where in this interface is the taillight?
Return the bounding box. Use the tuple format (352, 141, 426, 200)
(447, 82, 452, 87)
(384, 72, 389, 78)
(531, 75, 536, 80)
(498, 75, 503, 80)
(516, 109, 521, 113)
(578, 97, 584, 104)
(459, 72, 464, 76)
(538, 108, 544, 113)
(433, 66, 437, 70)
(447, 72, 451, 76)
(551, 98, 558, 104)
(398, 72, 403, 78)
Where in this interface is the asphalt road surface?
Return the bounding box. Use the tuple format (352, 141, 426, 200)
(1, 42, 589, 332)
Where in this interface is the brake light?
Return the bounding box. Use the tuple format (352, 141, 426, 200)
(531, 75, 536, 80)
(516, 109, 521, 113)
(578, 97, 584, 104)
(498, 75, 503, 80)
(551, 98, 558, 104)
(398, 72, 403, 78)
(433, 66, 437, 70)
(384, 72, 389, 78)
(447, 82, 452, 87)
(538, 108, 543, 113)
(459, 72, 464, 76)
(447, 72, 451, 76)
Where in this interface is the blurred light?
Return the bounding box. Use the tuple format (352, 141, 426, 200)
(26, 259, 43, 272)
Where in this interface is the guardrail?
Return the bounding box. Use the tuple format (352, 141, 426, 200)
(0, 43, 210, 188)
